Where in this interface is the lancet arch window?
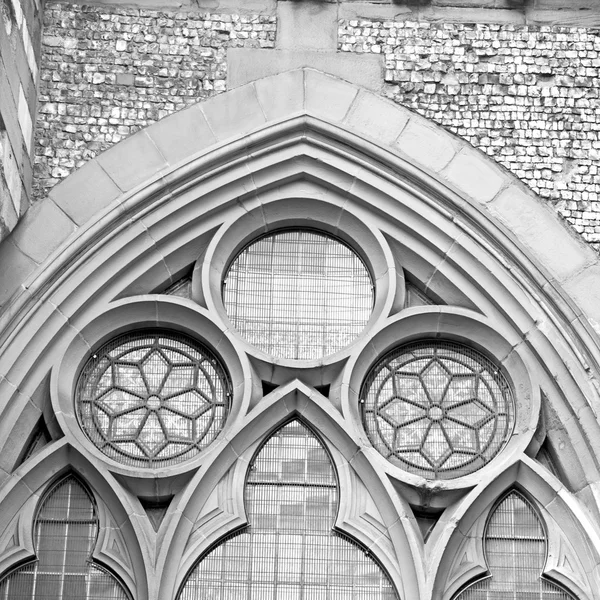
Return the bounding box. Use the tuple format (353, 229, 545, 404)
(454, 490, 577, 599)
(0, 475, 130, 600)
(178, 420, 398, 599)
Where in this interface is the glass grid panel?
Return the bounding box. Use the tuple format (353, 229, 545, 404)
(179, 421, 398, 599)
(76, 330, 232, 468)
(361, 341, 515, 480)
(222, 230, 374, 360)
(455, 491, 576, 599)
(0, 476, 130, 600)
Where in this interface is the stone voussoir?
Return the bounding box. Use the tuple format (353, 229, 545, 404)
(443, 147, 506, 205)
(96, 130, 169, 194)
(305, 69, 359, 123)
(343, 90, 410, 147)
(488, 185, 596, 284)
(10, 199, 76, 266)
(48, 161, 123, 227)
(396, 116, 459, 173)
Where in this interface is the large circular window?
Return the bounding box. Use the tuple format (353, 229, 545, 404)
(222, 229, 374, 360)
(360, 341, 515, 480)
(76, 331, 231, 468)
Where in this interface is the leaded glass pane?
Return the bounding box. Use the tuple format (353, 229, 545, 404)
(0, 476, 130, 600)
(179, 421, 398, 599)
(222, 230, 374, 360)
(361, 341, 515, 479)
(76, 330, 231, 468)
(454, 491, 577, 600)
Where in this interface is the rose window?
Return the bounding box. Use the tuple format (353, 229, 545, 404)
(222, 229, 374, 360)
(361, 341, 515, 479)
(76, 331, 231, 468)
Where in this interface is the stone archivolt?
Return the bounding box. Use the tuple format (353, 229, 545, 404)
(0, 69, 599, 599)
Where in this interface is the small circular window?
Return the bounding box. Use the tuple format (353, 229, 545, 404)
(222, 229, 374, 360)
(76, 331, 231, 468)
(360, 341, 515, 480)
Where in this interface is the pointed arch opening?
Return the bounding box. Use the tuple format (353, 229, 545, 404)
(0, 474, 131, 600)
(453, 489, 576, 600)
(178, 420, 399, 599)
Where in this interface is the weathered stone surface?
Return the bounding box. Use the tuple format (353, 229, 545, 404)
(0, 239, 36, 307)
(146, 104, 217, 166)
(10, 199, 75, 265)
(277, 2, 338, 51)
(228, 48, 383, 92)
(49, 160, 122, 226)
(344, 91, 410, 146)
(564, 264, 600, 335)
(34, 3, 276, 201)
(96, 131, 167, 192)
(397, 118, 458, 172)
(201, 83, 266, 141)
(0, 0, 42, 241)
(339, 19, 600, 251)
(253, 69, 305, 121)
(305, 69, 359, 122)
(489, 185, 594, 282)
(29, 2, 600, 256)
(443, 148, 505, 203)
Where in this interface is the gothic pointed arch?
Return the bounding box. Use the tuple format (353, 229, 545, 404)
(179, 418, 398, 599)
(452, 488, 576, 599)
(433, 456, 600, 600)
(0, 68, 600, 600)
(0, 440, 147, 600)
(0, 470, 133, 600)
(158, 381, 420, 600)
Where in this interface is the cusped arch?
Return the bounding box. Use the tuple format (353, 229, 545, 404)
(0, 439, 148, 600)
(158, 380, 422, 600)
(430, 454, 600, 600)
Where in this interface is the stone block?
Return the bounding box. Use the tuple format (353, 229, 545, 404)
(201, 84, 266, 143)
(49, 160, 122, 227)
(443, 148, 505, 204)
(228, 49, 383, 93)
(0, 238, 36, 307)
(17, 84, 32, 153)
(277, 2, 337, 51)
(1, 134, 22, 214)
(344, 91, 410, 146)
(562, 264, 600, 335)
(397, 117, 458, 172)
(305, 69, 359, 123)
(147, 103, 217, 167)
(488, 185, 594, 283)
(96, 131, 167, 193)
(253, 69, 305, 121)
(0, 182, 18, 236)
(11, 199, 76, 265)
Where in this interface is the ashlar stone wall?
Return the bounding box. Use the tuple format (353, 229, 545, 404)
(339, 20, 600, 248)
(35, 2, 275, 200)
